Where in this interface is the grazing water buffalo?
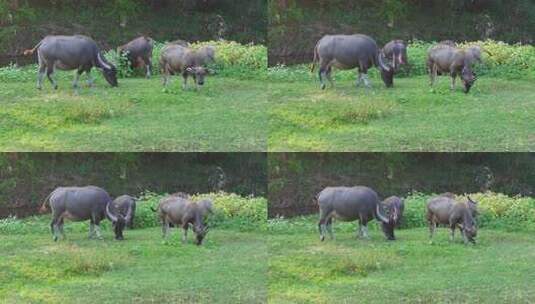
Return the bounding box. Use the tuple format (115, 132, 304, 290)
(24, 35, 118, 90)
(382, 40, 408, 71)
(152, 195, 213, 245)
(317, 186, 394, 241)
(159, 44, 216, 89)
(380, 196, 405, 239)
(110, 195, 137, 229)
(427, 44, 478, 93)
(426, 194, 478, 244)
(311, 34, 394, 89)
(117, 36, 154, 78)
(40, 186, 129, 241)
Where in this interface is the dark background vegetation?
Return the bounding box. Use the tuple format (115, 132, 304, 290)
(268, 153, 535, 217)
(0, 0, 266, 65)
(268, 0, 535, 65)
(0, 153, 267, 218)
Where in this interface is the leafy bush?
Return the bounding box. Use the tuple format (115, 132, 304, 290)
(400, 192, 535, 232)
(105, 40, 267, 80)
(134, 191, 266, 231)
(268, 40, 535, 81)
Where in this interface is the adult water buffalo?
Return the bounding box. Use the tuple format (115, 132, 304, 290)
(117, 36, 154, 78)
(427, 44, 478, 93)
(40, 186, 129, 241)
(426, 194, 478, 244)
(382, 40, 408, 71)
(152, 195, 213, 245)
(159, 44, 216, 89)
(110, 195, 137, 229)
(311, 34, 394, 89)
(24, 35, 118, 89)
(380, 196, 405, 239)
(317, 186, 395, 241)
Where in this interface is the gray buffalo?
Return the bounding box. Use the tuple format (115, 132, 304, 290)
(152, 195, 213, 245)
(117, 36, 154, 78)
(40, 186, 129, 241)
(380, 196, 405, 239)
(110, 195, 137, 229)
(317, 186, 396, 241)
(426, 194, 478, 244)
(427, 44, 479, 93)
(311, 34, 394, 89)
(382, 40, 408, 71)
(24, 35, 118, 89)
(159, 44, 216, 89)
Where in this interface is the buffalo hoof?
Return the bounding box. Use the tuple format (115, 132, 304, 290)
(320, 235, 325, 242)
(320, 84, 326, 90)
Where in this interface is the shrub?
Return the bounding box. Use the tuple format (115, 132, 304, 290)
(104, 40, 267, 80)
(268, 40, 535, 81)
(134, 191, 266, 231)
(400, 192, 535, 232)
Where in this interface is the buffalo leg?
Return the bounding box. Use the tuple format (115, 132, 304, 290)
(182, 226, 188, 243)
(145, 57, 152, 78)
(58, 218, 65, 239)
(89, 221, 95, 239)
(449, 224, 456, 241)
(182, 72, 189, 90)
(430, 64, 438, 86)
(46, 64, 58, 90)
(318, 209, 330, 241)
(428, 220, 436, 242)
(361, 225, 369, 239)
(37, 64, 46, 90)
(50, 217, 59, 241)
(450, 73, 456, 90)
(73, 69, 83, 89)
(326, 217, 334, 239)
(162, 220, 170, 239)
(86, 69, 94, 87)
(357, 221, 363, 238)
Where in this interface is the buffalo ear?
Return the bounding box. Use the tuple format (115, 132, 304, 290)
(186, 67, 194, 73)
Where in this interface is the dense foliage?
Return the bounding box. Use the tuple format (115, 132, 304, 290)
(268, 153, 535, 217)
(0, 153, 267, 217)
(268, 192, 535, 233)
(269, 40, 535, 81)
(269, 0, 535, 65)
(0, 0, 266, 64)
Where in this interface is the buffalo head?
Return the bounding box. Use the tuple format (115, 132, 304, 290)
(461, 66, 476, 93)
(106, 203, 131, 240)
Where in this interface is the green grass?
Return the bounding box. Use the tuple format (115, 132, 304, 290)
(268, 74, 535, 152)
(0, 76, 267, 151)
(268, 216, 535, 303)
(0, 225, 267, 303)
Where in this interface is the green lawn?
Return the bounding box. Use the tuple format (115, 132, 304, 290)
(0, 226, 267, 303)
(0, 76, 267, 151)
(269, 76, 535, 151)
(268, 218, 535, 303)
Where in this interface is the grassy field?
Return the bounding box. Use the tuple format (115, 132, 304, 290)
(0, 225, 267, 303)
(268, 217, 535, 303)
(0, 76, 267, 151)
(268, 75, 535, 152)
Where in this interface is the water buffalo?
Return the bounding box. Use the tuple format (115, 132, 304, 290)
(311, 34, 394, 89)
(427, 44, 478, 93)
(380, 196, 405, 239)
(159, 44, 216, 89)
(110, 195, 137, 229)
(152, 195, 213, 245)
(24, 35, 118, 90)
(317, 186, 394, 241)
(40, 186, 129, 241)
(382, 40, 408, 71)
(117, 36, 154, 78)
(426, 194, 478, 244)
